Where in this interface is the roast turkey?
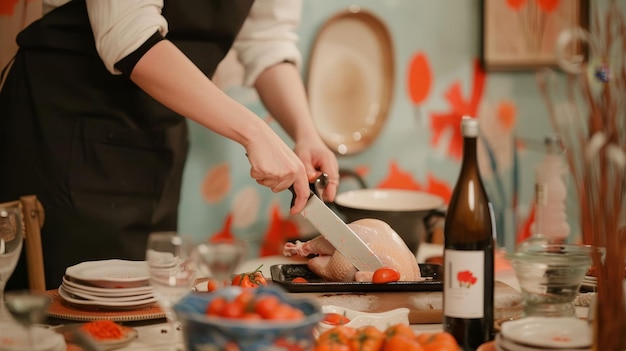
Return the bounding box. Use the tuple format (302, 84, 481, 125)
(282, 218, 421, 282)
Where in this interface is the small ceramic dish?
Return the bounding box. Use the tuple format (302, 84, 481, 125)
(315, 305, 409, 337)
(192, 280, 211, 292)
(89, 326, 138, 350)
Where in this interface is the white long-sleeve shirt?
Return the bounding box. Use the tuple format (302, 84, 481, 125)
(43, 0, 302, 86)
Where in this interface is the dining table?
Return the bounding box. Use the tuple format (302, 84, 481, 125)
(41, 243, 590, 351)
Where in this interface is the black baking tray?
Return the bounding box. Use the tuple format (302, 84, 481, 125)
(270, 263, 443, 293)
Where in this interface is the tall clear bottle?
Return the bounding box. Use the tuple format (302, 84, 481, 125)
(534, 134, 569, 243)
(443, 116, 495, 350)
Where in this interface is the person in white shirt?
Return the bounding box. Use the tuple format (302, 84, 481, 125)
(0, 0, 339, 290)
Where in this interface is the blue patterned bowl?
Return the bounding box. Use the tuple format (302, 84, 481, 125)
(174, 286, 323, 351)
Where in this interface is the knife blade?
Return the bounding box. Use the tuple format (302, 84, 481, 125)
(289, 185, 384, 271)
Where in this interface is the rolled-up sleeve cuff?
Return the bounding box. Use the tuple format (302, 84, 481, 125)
(233, 0, 303, 86)
(114, 31, 164, 76)
(238, 43, 302, 86)
(86, 0, 167, 75)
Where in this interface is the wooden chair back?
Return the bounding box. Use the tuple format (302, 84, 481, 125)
(0, 195, 46, 291)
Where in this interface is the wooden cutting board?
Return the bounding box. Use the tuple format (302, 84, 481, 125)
(290, 281, 523, 324)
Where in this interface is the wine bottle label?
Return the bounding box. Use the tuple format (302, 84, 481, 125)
(443, 249, 485, 318)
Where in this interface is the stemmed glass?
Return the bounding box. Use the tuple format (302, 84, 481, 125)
(0, 206, 24, 320)
(146, 232, 197, 337)
(4, 290, 51, 348)
(194, 237, 247, 289)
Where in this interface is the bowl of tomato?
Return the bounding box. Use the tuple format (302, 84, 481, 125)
(174, 286, 323, 351)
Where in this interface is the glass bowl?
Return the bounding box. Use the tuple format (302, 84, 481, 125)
(508, 244, 593, 317)
(174, 286, 322, 351)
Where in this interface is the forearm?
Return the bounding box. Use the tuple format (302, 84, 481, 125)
(254, 62, 339, 200)
(130, 40, 265, 146)
(254, 62, 321, 144)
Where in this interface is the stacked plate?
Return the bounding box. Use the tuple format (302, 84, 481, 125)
(58, 259, 157, 310)
(580, 275, 597, 292)
(497, 317, 591, 351)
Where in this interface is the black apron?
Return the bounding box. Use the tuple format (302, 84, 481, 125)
(1, 0, 254, 290)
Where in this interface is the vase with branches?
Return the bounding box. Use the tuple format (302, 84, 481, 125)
(536, 0, 625, 349)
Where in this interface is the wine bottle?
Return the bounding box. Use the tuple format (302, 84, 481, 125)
(443, 116, 495, 350)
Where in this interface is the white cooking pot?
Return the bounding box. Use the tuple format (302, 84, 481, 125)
(333, 188, 445, 254)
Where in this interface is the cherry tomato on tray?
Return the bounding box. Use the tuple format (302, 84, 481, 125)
(372, 267, 401, 284)
(322, 312, 351, 326)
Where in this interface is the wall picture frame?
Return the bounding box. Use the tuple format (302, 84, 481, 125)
(481, 0, 589, 71)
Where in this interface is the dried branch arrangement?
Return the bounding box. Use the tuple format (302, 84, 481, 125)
(536, 0, 625, 349)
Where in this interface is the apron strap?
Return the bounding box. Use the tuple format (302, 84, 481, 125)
(0, 56, 16, 91)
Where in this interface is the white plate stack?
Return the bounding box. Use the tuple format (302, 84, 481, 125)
(58, 259, 157, 310)
(497, 317, 591, 351)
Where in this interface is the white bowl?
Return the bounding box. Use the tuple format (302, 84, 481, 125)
(334, 189, 445, 254)
(315, 305, 409, 337)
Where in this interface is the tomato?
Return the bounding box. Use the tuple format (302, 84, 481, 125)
(291, 277, 309, 283)
(252, 271, 268, 285)
(314, 340, 351, 351)
(220, 300, 245, 319)
(349, 326, 385, 351)
(224, 341, 240, 351)
(316, 325, 355, 351)
(384, 334, 424, 351)
(233, 289, 255, 309)
(384, 324, 423, 351)
(231, 265, 268, 288)
(262, 304, 299, 321)
(372, 267, 401, 284)
(205, 278, 220, 292)
(205, 296, 227, 316)
(254, 295, 280, 319)
(385, 323, 415, 340)
(230, 274, 249, 287)
(415, 332, 459, 351)
(322, 313, 351, 326)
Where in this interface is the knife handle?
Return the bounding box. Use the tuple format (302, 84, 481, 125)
(289, 173, 329, 208)
(288, 183, 315, 208)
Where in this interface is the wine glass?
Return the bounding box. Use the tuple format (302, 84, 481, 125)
(0, 206, 24, 320)
(146, 232, 197, 336)
(4, 290, 51, 349)
(194, 237, 247, 289)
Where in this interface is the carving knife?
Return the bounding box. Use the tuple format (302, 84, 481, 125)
(289, 184, 384, 272)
